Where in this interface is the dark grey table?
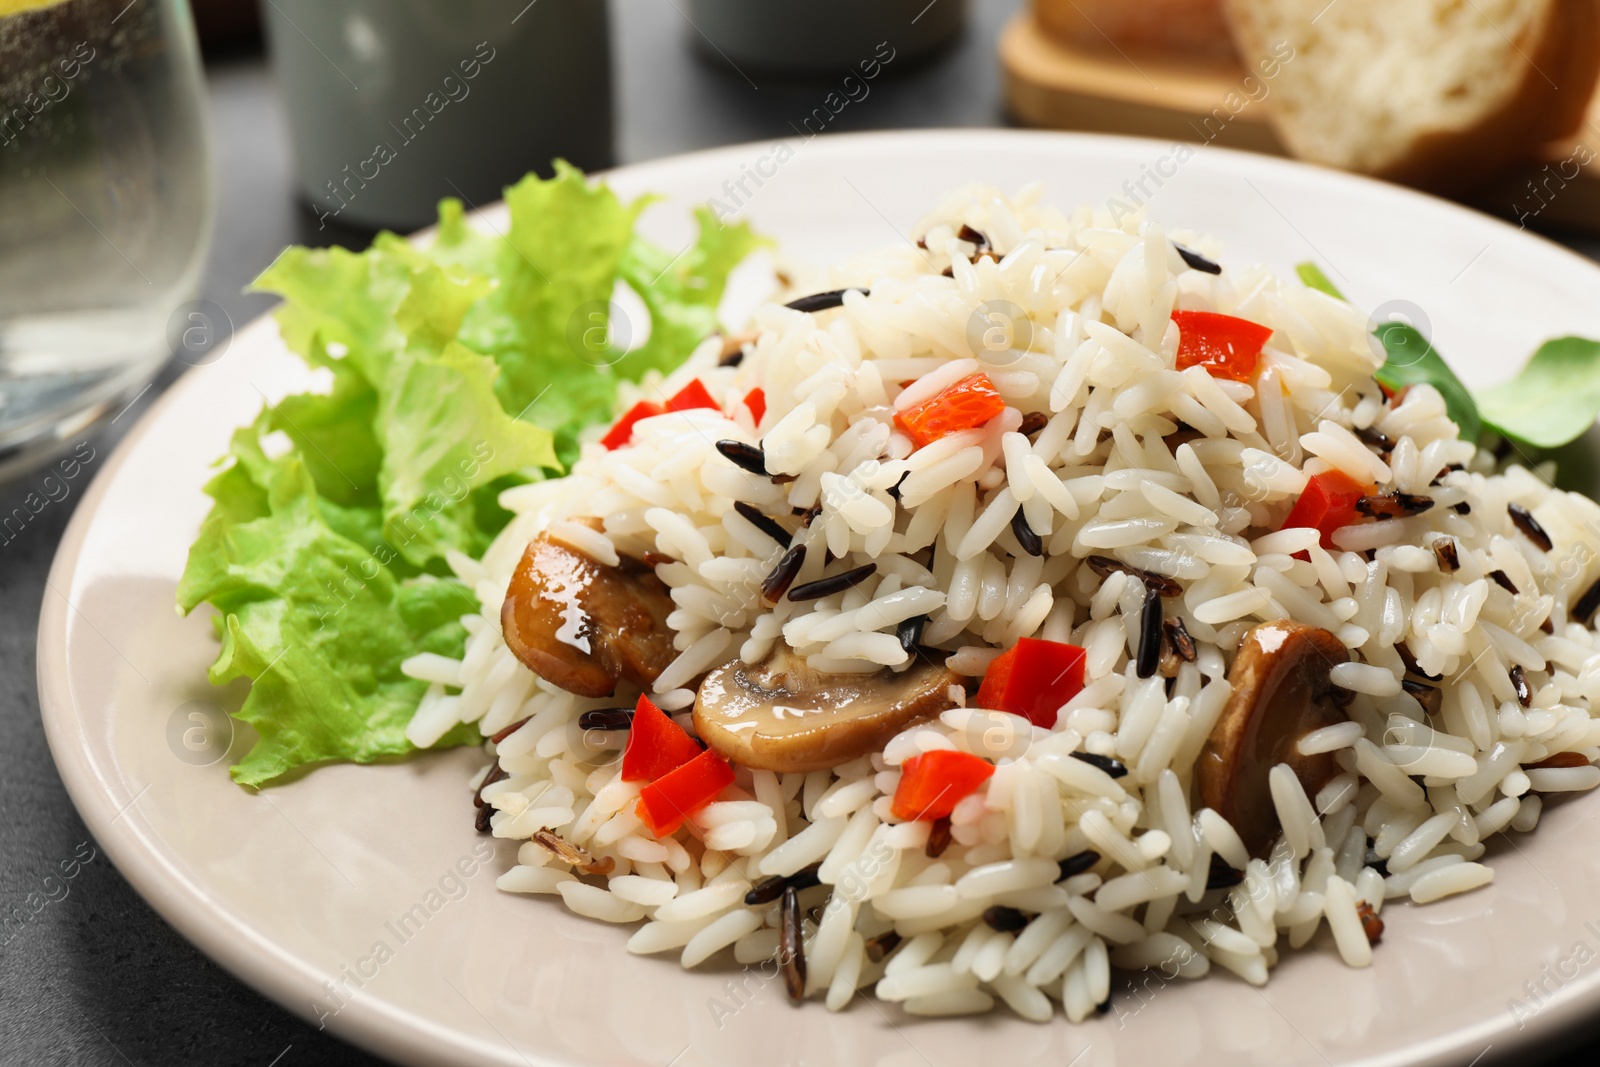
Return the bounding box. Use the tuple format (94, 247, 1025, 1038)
(2, 1, 1597, 1063)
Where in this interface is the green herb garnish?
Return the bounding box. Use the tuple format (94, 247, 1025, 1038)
(1474, 337, 1600, 450)
(1296, 261, 1344, 299)
(1298, 260, 1600, 453)
(1371, 322, 1483, 444)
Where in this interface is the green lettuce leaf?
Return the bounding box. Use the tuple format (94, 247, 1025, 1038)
(617, 206, 765, 383)
(1474, 337, 1600, 450)
(1372, 322, 1483, 443)
(178, 440, 476, 786)
(180, 163, 762, 786)
(1295, 261, 1345, 300)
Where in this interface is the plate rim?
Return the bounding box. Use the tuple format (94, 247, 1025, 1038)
(37, 126, 1600, 1067)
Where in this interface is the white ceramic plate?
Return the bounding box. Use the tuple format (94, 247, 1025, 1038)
(39, 130, 1600, 1067)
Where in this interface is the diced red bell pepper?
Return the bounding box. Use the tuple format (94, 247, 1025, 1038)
(743, 387, 766, 424)
(894, 373, 1007, 449)
(890, 749, 995, 821)
(600, 401, 664, 450)
(1171, 310, 1273, 382)
(974, 637, 1087, 729)
(636, 749, 736, 836)
(1378, 381, 1410, 406)
(666, 378, 720, 413)
(1279, 469, 1372, 550)
(620, 695, 703, 783)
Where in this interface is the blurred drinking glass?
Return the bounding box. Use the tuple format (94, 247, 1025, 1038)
(0, 0, 212, 479)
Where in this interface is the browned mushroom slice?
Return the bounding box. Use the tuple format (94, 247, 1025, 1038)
(501, 524, 677, 698)
(694, 646, 961, 773)
(1197, 620, 1352, 858)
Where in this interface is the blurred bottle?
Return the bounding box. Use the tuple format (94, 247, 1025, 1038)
(0, 0, 213, 478)
(686, 0, 969, 75)
(262, 0, 612, 233)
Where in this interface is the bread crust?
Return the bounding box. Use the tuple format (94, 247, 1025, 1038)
(1225, 0, 1600, 192)
(1037, 0, 1237, 59)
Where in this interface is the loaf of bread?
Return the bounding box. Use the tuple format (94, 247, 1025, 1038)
(1034, 0, 1238, 59)
(1225, 0, 1600, 190)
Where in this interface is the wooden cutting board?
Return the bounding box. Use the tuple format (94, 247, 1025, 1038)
(999, 13, 1600, 233)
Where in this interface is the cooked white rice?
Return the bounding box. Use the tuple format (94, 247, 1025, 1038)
(403, 182, 1600, 1021)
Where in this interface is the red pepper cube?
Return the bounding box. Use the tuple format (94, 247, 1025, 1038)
(1171, 310, 1273, 382)
(1378, 382, 1411, 406)
(636, 749, 735, 837)
(973, 637, 1087, 729)
(1280, 469, 1371, 550)
(743, 387, 766, 424)
(600, 401, 664, 450)
(894, 373, 1007, 449)
(890, 749, 995, 821)
(665, 378, 720, 413)
(620, 695, 704, 783)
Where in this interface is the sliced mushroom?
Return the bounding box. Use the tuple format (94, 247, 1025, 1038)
(693, 646, 961, 773)
(1197, 621, 1352, 858)
(501, 523, 677, 698)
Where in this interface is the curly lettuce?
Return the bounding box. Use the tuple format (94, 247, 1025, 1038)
(178, 163, 764, 786)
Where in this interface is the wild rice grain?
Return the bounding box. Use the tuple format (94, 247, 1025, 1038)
(781, 886, 807, 1003)
(789, 563, 878, 602)
(1574, 578, 1600, 625)
(715, 439, 768, 476)
(474, 761, 508, 809)
(898, 614, 929, 657)
(1354, 425, 1394, 452)
(733, 501, 792, 545)
(1057, 850, 1102, 882)
(1011, 507, 1044, 557)
(1510, 665, 1532, 707)
(1173, 243, 1222, 274)
(1018, 411, 1050, 436)
(532, 829, 615, 875)
(1432, 538, 1459, 572)
(1206, 855, 1244, 890)
(1164, 616, 1197, 663)
(745, 862, 822, 905)
(926, 816, 953, 857)
(1508, 502, 1553, 551)
(1136, 586, 1162, 679)
(1355, 493, 1433, 519)
(785, 287, 868, 313)
(1085, 554, 1183, 597)
(1357, 900, 1384, 944)
(717, 333, 750, 366)
(577, 707, 634, 732)
(864, 929, 902, 964)
(957, 224, 992, 252)
(983, 905, 1030, 932)
(761, 544, 807, 605)
(1071, 751, 1130, 779)
(489, 717, 532, 744)
(1529, 752, 1591, 770)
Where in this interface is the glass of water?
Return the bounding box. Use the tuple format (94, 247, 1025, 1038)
(0, 0, 212, 480)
